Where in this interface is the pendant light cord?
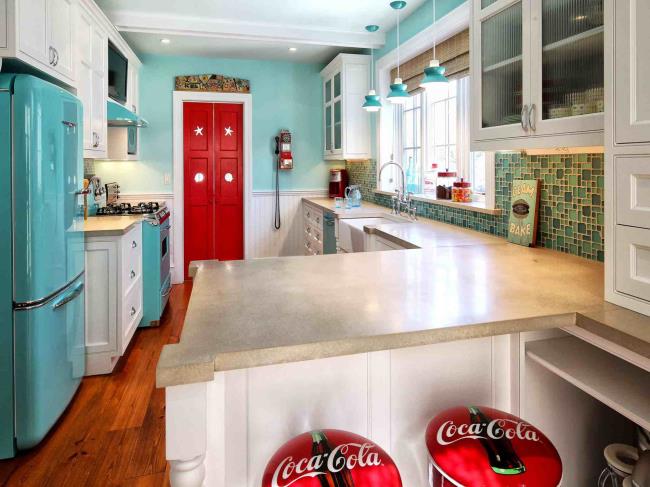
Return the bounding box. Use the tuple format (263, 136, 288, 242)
(396, 9, 401, 79)
(432, 0, 436, 60)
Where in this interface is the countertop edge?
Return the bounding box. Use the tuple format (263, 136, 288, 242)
(155, 312, 578, 388)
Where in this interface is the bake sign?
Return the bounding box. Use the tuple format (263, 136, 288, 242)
(507, 179, 540, 247)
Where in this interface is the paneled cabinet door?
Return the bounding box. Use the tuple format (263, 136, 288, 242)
(76, 6, 107, 157)
(529, 0, 604, 137)
(17, 0, 48, 65)
(472, 0, 530, 142)
(614, 0, 650, 145)
(0, 0, 8, 49)
(46, 0, 74, 80)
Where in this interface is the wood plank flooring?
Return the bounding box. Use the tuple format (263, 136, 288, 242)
(0, 282, 193, 487)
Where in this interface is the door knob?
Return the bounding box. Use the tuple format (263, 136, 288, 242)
(224, 173, 234, 183)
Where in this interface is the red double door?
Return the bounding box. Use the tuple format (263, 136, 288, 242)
(184, 102, 244, 276)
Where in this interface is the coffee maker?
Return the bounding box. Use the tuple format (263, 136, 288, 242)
(329, 169, 349, 198)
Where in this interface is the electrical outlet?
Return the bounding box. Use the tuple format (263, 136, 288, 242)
(164, 173, 171, 185)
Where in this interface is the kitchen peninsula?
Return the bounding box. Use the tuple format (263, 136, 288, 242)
(158, 217, 650, 487)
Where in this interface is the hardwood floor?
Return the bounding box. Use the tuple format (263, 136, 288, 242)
(0, 283, 193, 487)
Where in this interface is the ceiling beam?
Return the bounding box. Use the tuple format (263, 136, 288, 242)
(107, 10, 386, 49)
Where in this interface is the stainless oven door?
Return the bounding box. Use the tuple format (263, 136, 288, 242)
(160, 220, 171, 285)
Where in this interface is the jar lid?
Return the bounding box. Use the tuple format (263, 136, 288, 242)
(438, 171, 457, 178)
(454, 178, 471, 188)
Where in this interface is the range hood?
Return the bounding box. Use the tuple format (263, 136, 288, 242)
(107, 100, 148, 128)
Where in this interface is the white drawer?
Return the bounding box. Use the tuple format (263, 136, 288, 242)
(303, 204, 323, 227)
(121, 276, 142, 354)
(616, 155, 650, 229)
(121, 223, 142, 295)
(615, 225, 650, 302)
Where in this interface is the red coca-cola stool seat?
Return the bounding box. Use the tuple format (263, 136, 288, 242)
(262, 429, 402, 487)
(425, 406, 562, 487)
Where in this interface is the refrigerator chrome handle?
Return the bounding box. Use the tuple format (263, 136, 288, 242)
(52, 283, 84, 310)
(62, 120, 77, 128)
(14, 271, 85, 311)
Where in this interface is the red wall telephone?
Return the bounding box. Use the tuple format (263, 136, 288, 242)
(276, 130, 293, 170)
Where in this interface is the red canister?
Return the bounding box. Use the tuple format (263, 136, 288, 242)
(425, 406, 562, 487)
(262, 429, 402, 487)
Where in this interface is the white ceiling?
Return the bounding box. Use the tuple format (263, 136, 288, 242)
(121, 32, 362, 64)
(96, 0, 428, 63)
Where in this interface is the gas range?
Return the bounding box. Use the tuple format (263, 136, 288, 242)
(96, 202, 170, 225)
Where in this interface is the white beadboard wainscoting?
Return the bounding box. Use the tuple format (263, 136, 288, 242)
(249, 189, 327, 258)
(120, 190, 326, 283)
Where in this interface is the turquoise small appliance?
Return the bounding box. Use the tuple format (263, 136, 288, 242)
(0, 74, 85, 459)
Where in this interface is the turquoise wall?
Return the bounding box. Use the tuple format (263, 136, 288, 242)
(94, 54, 328, 193)
(375, 0, 468, 59)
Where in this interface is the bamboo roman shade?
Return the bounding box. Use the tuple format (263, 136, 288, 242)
(390, 29, 470, 93)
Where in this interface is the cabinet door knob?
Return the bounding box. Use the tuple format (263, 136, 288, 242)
(132, 241, 137, 248)
(130, 270, 136, 279)
(130, 307, 136, 316)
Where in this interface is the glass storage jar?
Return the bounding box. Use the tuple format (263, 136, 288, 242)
(452, 178, 472, 203)
(436, 171, 457, 200)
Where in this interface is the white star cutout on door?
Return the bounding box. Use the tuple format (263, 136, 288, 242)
(224, 126, 234, 137)
(194, 126, 203, 136)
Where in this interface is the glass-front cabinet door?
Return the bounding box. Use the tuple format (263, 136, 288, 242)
(529, 0, 604, 135)
(323, 71, 343, 157)
(472, 0, 530, 142)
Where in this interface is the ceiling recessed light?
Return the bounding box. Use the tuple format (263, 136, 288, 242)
(160, 38, 171, 45)
(289, 47, 297, 52)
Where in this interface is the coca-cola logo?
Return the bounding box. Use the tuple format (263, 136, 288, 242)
(271, 442, 382, 487)
(436, 419, 540, 446)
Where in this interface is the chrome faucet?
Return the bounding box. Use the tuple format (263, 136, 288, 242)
(378, 161, 417, 220)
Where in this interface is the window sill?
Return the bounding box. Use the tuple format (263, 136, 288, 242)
(374, 190, 503, 216)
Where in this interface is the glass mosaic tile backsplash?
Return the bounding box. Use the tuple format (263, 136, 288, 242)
(346, 152, 604, 261)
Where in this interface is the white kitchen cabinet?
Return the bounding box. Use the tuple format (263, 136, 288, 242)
(76, 2, 108, 158)
(471, 0, 604, 151)
(85, 223, 143, 375)
(605, 0, 650, 316)
(612, 0, 650, 145)
(0, 0, 75, 86)
(46, 0, 74, 80)
(303, 202, 324, 256)
(320, 54, 371, 161)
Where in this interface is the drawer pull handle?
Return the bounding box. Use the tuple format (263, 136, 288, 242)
(132, 241, 137, 248)
(130, 307, 136, 316)
(130, 270, 136, 279)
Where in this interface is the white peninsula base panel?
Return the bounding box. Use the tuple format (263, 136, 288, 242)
(164, 331, 644, 487)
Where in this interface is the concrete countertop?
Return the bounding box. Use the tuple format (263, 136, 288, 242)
(154, 241, 650, 388)
(365, 220, 505, 249)
(303, 197, 391, 218)
(81, 215, 143, 236)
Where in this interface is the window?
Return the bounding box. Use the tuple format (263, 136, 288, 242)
(379, 75, 493, 204)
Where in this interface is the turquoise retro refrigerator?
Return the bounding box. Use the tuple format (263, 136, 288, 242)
(0, 74, 85, 459)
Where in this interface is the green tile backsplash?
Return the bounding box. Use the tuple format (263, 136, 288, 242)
(346, 152, 605, 262)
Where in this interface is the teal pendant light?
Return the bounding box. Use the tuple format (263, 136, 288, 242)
(387, 1, 410, 105)
(420, 0, 449, 89)
(363, 25, 382, 112)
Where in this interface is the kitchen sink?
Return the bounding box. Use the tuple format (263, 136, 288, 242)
(338, 215, 410, 253)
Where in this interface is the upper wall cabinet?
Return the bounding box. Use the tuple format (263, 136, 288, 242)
(321, 54, 371, 161)
(612, 0, 650, 146)
(471, 0, 604, 151)
(0, 0, 76, 85)
(76, 1, 108, 158)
